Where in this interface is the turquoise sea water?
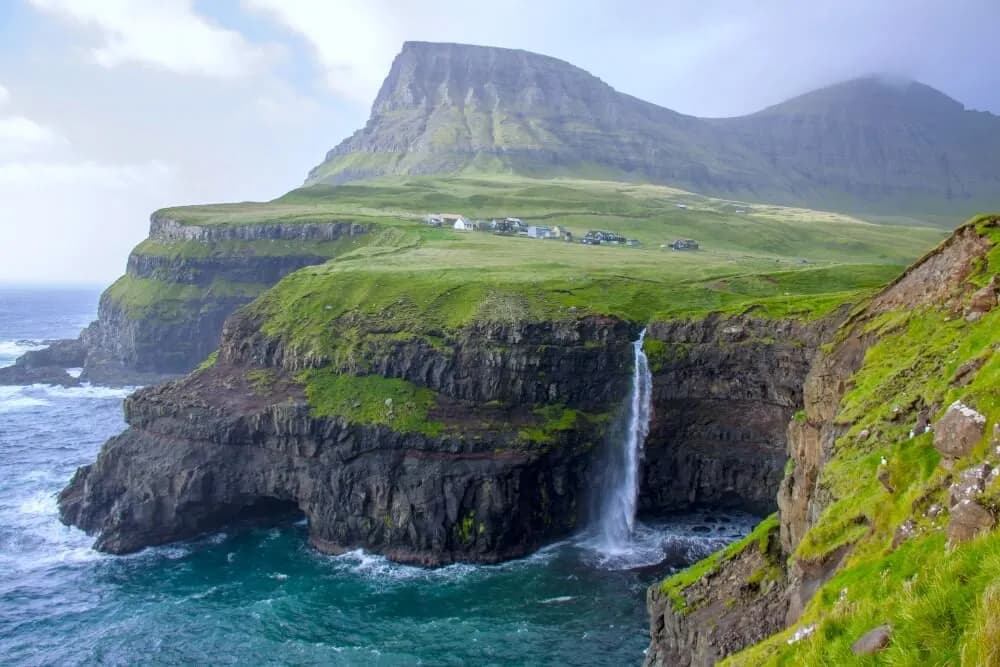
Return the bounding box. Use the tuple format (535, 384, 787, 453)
(0, 286, 755, 666)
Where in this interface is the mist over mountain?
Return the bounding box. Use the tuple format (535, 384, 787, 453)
(308, 42, 1000, 220)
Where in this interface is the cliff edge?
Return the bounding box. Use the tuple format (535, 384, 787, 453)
(645, 215, 1000, 665)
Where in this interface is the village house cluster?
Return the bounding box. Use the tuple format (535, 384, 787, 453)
(423, 213, 694, 251)
(423, 213, 574, 241)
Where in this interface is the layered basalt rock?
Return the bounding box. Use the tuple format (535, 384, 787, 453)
(640, 314, 844, 517)
(59, 312, 636, 565)
(644, 518, 788, 667)
(309, 42, 1000, 217)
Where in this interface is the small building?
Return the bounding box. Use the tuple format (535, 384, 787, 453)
(670, 239, 700, 251)
(582, 230, 620, 245)
(626, 239, 641, 247)
(423, 214, 444, 227)
(453, 218, 476, 231)
(491, 218, 512, 233)
(527, 225, 552, 239)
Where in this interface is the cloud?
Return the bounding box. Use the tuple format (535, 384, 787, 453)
(0, 159, 171, 187)
(0, 115, 62, 156)
(0, 159, 176, 284)
(28, 0, 277, 78)
(0, 84, 8, 107)
(245, 0, 400, 103)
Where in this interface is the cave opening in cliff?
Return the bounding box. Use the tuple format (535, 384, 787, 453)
(230, 496, 305, 529)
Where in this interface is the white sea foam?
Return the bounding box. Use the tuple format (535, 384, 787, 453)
(18, 490, 57, 516)
(0, 385, 50, 412)
(330, 548, 478, 583)
(0, 339, 45, 359)
(40, 383, 136, 400)
(66, 367, 83, 378)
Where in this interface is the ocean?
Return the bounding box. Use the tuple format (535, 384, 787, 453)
(0, 285, 754, 666)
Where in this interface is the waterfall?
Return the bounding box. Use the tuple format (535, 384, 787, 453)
(596, 328, 653, 553)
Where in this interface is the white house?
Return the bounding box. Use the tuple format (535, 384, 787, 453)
(527, 225, 552, 239)
(452, 217, 475, 231)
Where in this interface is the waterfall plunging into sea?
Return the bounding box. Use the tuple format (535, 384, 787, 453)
(595, 328, 653, 554)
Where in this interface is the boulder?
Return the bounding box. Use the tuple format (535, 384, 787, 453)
(951, 355, 988, 386)
(948, 499, 995, 545)
(851, 625, 892, 655)
(949, 464, 993, 507)
(967, 275, 998, 315)
(933, 401, 986, 461)
(892, 519, 916, 549)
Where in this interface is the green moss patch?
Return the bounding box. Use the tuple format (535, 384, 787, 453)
(105, 275, 266, 321)
(299, 368, 444, 436)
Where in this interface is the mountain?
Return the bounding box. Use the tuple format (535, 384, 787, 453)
(307, 42, 1000, 220)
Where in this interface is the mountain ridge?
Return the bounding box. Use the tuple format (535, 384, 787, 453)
(307, 42, 1000, 222)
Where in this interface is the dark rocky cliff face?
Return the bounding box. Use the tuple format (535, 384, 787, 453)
(308, 42, 1000, 217)
(59, 306, 838, 566)
(59, 312, 637, 565)
(640, 314, 843, 518)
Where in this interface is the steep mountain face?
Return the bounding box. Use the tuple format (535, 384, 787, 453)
(645, 216, 1000, 666)
(309, 42, 1000, 218)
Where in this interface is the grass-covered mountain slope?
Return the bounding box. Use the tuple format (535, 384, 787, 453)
(26, 174, 943, 385)
(308, 42, 1000, 223)
(647, 215, 1000, 666)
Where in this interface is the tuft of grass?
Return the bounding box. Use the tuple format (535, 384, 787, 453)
(196, 350, 218, 371)
(962, 581, 1000, 667)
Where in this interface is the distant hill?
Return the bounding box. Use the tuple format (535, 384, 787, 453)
(306, 42, 1000, 222)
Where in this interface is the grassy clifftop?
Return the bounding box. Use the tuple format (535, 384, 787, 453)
(230, 177, 946, 365)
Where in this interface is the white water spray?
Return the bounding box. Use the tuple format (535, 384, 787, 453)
(595, 328, 653, 553)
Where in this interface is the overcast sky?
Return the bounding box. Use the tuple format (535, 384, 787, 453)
(1, 0, 998, 284)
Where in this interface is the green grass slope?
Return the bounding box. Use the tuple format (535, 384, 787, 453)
(186, 176, 947, 353)
(701, 216, 1000, 665)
